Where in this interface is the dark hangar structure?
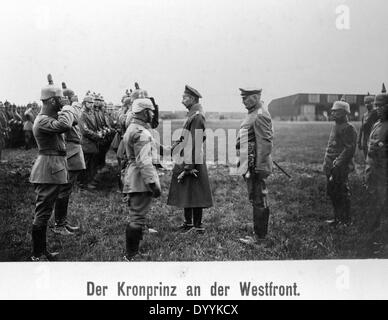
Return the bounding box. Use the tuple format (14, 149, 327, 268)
(268, 93, 369, 121)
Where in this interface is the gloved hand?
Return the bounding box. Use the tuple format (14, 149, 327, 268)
(177, 169, 199, 183)
(330, 165, 342, 182)
(148, 182, 161, 198)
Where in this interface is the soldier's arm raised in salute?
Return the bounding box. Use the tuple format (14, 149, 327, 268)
(36, 106, 74, 134)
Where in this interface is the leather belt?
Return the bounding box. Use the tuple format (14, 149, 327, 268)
(38, 150, 66, 156)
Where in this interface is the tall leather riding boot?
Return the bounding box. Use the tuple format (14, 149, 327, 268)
(193, 208, 203, 228)
(342, 198, 351, 224)
(54, 197, 69, 227)
(31, 225, 59, 261)
(253, 206, 270, 239)
(32, 225, 45, 258)
(184, 208, 193, 225)
(125, 224, 143, 258)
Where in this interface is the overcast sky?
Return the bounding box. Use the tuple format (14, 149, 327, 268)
(0, 0, 387, 111)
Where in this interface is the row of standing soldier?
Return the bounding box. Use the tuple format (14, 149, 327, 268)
(0, 101, 40, 158)
(323, 84, 388, 236)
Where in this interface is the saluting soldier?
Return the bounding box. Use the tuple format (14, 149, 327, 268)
(365, 84, 388, 231)
(53, 83, 86, 235)
(323, 97, 357, 226)
(236, 88, 273, 244)
(29, 74, 76, 261)
(122, 98, 161, 260)
(358, 93, 378, 159)
(167, 85, 213, 234)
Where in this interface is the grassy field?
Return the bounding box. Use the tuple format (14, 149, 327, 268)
(0, 120, 387, 261)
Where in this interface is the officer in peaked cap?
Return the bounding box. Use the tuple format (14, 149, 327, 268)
(358, 93, 378, 159)
(184, 85, 202, 99)
(323, 96, 357, 226)
(29, 74, 77, 261)
(365, 83, 388, 231)
(167, 85, 213, 234)
(122, 98, 161, 260)
(236, 87, 273, 244)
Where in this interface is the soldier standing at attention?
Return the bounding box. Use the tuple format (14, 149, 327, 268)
(122, 98, 161, 260)
(52, 83, 86, 235)
(29, 74, 76, 261)
(358, 93, 378, 159)
(0, 101, 9, 162)
(23, 102, 39, 150)
(365, 85, 388, 231)
(323, 97, 357, 226)
(79, 94, 101, 190)
(167, 85, 213, 234)
(236, 88, 273, 245)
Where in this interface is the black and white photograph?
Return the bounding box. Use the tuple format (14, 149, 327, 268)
(0, 0, 387, 301)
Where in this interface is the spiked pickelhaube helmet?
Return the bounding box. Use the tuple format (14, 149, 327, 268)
(62, 82, 75, 99)
(374, 83, 388, 106)
(40, 74, 63, 101)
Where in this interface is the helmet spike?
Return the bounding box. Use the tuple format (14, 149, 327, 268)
(47, 74, 53, 85)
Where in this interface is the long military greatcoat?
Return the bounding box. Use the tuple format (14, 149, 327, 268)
(167, 104, 213, 208)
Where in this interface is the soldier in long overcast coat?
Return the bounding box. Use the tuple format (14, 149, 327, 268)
(167, 85, 213, 234)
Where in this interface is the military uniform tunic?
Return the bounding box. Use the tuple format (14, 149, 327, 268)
(365, 120, 388, 218)
(122, 117, 160, 227)
(29, 108, 74, 227)
(323, 121, 357, 223)
(236, 107, 273, 238)
(358, 109, 379, 158)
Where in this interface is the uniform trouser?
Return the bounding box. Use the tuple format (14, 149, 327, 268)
(366, 174, 387, 230)
(79, 153, 97, 185)
(327, 173, 351, 222)
(24, 130, 34, 150)
(33, 184, 62, 227)
(184, 208, 203, 227)
(246, 172, 270, 238)
(54, 170, 82, 226)
(127, 192, 153, 229)
(125, 192, 153, 256)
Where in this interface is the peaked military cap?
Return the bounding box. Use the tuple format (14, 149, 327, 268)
(184, 85, 202, 98)
(239, 87, 262, 97)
